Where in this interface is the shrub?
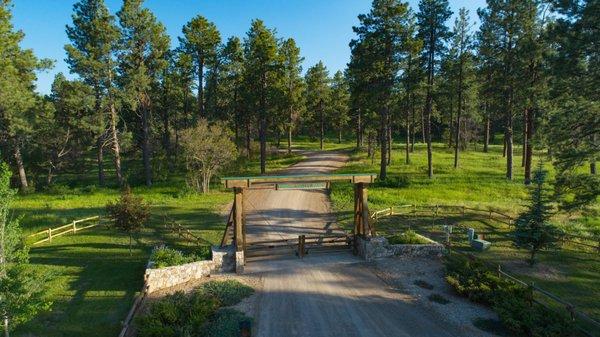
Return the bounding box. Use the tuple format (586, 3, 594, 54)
(444, 254, 525, 305)
(203, 308, 252, 337)
(150, 247, 198, 269)
(199, 280, 254, 307)
(375, 175, 409, 188)
(493, 296, 574, 337)
(388, 230, 430, 245)
(136, 291, 220, 337)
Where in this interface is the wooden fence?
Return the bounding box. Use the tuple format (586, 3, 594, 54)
(118, 282, 149, 337)
(26, 216, 101, 245)
(370, 204, 599, 252)
(163, 218, 211, 246)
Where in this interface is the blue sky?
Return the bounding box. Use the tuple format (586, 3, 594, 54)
(12, 0, 486, 94)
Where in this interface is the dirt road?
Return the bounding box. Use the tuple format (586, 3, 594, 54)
(243, 151, 467, 337)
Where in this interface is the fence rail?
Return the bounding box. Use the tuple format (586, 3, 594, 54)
(450, 249, 600, 337)
(27, 216, 101, 245)
(370, 204, 599, 252)
(118, 282, 148, 337)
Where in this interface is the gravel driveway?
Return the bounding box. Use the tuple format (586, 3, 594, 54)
(242, 151, 479, 337)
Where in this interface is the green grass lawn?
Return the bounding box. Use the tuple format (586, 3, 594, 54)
(13, 151, 303, 337)
(329, 142, 599, 327)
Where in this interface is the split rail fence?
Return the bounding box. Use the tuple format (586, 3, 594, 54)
(370, 205, 600, 336)
(370, 204, 600, 252)
(26, 216, 102, 245)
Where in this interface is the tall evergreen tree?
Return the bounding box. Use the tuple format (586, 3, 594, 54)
(478, 0, 531, 180)
(545, 0, 598, 209)
(180, 16, 220, 118)
(220, 37, 245, 144)
(329, 71, 350, 144)
(117, 0, 170, 187)
(279, 38, 305, 154)
(450, 8, 476, 168)
(351, 0, 412, 179)
(65, 0, 123, 186)
(417, 0, 452, 179)
(305, 62, 331, 151)
(243, 20, 280, 173)
(0, 0, 48, 190)
(400, 12, 422, 164)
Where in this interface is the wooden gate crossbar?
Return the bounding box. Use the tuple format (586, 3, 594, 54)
(220, 173, 377, 269)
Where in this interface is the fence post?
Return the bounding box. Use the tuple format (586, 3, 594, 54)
(390, 206, 394, 216)
(528, 282, 535, 307)
(73, 221, 77, 233)
(48, 228, 52, 242)
(566, 304, 576, 322)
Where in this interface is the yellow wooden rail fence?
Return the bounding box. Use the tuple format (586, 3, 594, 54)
(26, 216, 101, 245)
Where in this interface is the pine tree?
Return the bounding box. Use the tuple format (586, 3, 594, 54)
(352, 0, 412, 179)
(0, 161, 50, 335)
(305, 62, 331, 151)
(514, 163, 560, 265)
(329, 71, 350, 144)
(65, 0, 123, 186)
(279, 38, 305, 154)
(416, 0, 452, 179)
(450, 8, 476, 168)
(117, 0, 170, 187)
(243, 19, 279, 173)
(0, 0, 48, 190)
(220, 37, 245, 144)
(545, 0, 599, 210)
(180, 16, 221, 118)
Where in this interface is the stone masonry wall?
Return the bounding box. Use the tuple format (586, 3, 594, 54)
(145, 245, 235, 293)
(356, 235, 444, 261)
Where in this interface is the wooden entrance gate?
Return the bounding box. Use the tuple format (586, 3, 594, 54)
(220, 173, 376, 270)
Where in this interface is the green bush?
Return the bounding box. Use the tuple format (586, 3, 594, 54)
(136, 291, 219, 337)
(493, 296, 574, 337)
(203, 308, 252, 337)
(375, 175, 409, 188)
(444, 254, 524, 305)
(445, 253, 574, 337)
(199, 280, 254, 307)
(151, 247, 198, 268)
(388, 230, 430, 245)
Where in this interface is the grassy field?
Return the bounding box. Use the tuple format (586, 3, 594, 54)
(13, 151, 303, 337)
(329, 142, 599, 327)
(12, 140, 599, 336)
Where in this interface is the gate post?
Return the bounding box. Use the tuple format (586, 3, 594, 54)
(234, 187, 245, 272)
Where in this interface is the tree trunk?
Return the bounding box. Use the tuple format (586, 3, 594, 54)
(12, 142, 28, 190)
(198, 53, 204, 117)
(3, 316, 8, 337)
(387, 114, 392, 166)
(483, 109, 490, 153)
(522, 109, 527, 167)
(380, 105, 388, 180)
(97, 136, 105, 186)
(506, 111, 514, 180)
(319, 100, 324, 151)
(109, 100, 124, 186)
(141, 100, 152, 187)
(410, 95, 415, 153)
(287, 107, 293, 155)
(405, 102, 411, 164)
(245, 122, 251, 157)
(356, 108, 362, 150)
(592, 134, 597, 174)
(338, 128, 342, 144)
(260, 77, 267, 174)
(454, 59, 464, 169)
(524, 108, 534, 184)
